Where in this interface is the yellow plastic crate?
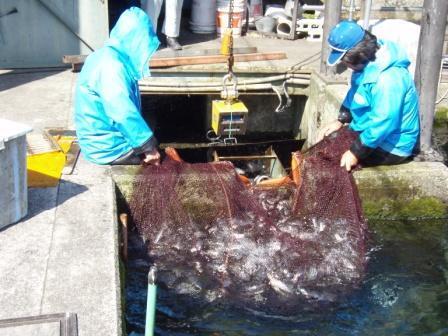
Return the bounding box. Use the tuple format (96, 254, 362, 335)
(27, 132, 66, 188)
(52, 135, 76, 154)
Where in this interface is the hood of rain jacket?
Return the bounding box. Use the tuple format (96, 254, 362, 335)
(74, 7, 160, 164)
(342, 39, 420, 157)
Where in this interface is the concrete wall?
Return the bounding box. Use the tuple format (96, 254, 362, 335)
(299, 72, 348, 148)
(354, 161, 448, 219)
(0, 0, 108, 68)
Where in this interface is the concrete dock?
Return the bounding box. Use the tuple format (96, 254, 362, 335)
(0, 69, 122, 336)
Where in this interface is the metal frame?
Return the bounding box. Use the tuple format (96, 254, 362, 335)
(288, 0, 300, 40)
(0, 313, 78, 336)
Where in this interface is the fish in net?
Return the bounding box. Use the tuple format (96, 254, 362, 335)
(129, 127, 368, 312)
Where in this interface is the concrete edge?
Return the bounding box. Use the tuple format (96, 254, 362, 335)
(109, 173, 124, 336)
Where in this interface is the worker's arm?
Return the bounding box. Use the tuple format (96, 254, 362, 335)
(98, 61, 157, 155)
(350, 70, 404, 160)
(317, 105, 351, 142)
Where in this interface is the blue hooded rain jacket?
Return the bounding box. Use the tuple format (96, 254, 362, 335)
(343, 39, 420, 158)
(75, 7, 160, 164)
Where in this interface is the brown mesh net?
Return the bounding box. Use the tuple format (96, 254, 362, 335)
(129, 128, 367, 312)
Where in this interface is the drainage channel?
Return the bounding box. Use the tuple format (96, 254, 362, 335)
(113, 161, 448, 336)
(112, 148, 448, 335)
(111, 88, 448, 335)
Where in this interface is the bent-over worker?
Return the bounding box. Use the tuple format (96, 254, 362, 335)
(75, 7, 161, 165)
(318, 20, 420, 171)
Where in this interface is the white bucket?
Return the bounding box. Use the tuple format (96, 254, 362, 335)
(216, 0, 246, 37)
(190, 0, 217, 34)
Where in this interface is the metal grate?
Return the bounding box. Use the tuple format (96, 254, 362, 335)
(441, 55, 448, 83)
(0, 313, 78, 336)
(27, 132, 60, 156)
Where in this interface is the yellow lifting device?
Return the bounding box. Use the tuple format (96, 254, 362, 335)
(211, 0, 248, 143)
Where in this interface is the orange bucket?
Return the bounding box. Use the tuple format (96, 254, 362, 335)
(216, 7, 244, 37)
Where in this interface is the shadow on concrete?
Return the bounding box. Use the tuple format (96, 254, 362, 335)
(0, 179, 87, 233)
(176, 25, 219, 48)
(0, 68, 66, 93)
(25, 179, 88, 221)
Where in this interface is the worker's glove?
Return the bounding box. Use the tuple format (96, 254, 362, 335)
(134, 136, 159, 156)
(143, 148, 160, 166)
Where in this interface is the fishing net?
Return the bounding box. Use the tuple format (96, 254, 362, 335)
(129, 127, 367, 312)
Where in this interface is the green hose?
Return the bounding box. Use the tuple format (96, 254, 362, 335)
(145, 266, 157, 336)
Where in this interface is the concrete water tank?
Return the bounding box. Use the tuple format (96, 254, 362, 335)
(0, 119, 32, 229)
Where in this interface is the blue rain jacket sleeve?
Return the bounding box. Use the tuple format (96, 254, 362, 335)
(97, 59, 153, 150)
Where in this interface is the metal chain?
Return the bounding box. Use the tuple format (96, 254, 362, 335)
(227, 0, 234, 75)
(225, 0, 237, 144)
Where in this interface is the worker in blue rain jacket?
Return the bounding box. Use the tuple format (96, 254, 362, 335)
(318, 20, 420, 171)
(75, 7, 161, 165)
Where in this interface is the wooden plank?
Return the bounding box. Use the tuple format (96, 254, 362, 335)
(62, 55, 86, 72)
(63, 50, 287, 71)
(62, 47, 258, 65)
(155, 46, 258, 58)
(62, 55, 87, 64)
(149, 52, 287, 68)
